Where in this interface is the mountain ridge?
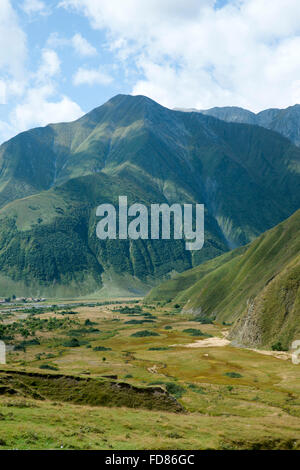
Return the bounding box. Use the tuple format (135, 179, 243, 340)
(175, 103, 300, 146)
(0, 94, 299, 297)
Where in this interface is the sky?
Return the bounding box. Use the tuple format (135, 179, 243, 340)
(1, 0, 300, 143)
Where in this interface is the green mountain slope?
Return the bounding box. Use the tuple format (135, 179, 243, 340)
(147, 209, 300, 348)
(231, 254, 300, 349)
(0, 94, 299, 297)
(0, 172, 193, 297)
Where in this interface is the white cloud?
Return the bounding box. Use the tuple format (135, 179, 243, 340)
(0, 119, 14, 143)
(71, 33, 97, 57)
(10, 85, 84, 132)
(0, 2, 84, 144)
(47, 32, 97, 57)
(21, 0, 48, 16)
(60, 0, 300, 111)
(73, 67, 113, 86)
(0, 0, 27, 77)
(0, 0, 27, 114)
(36, 49, 60, 82)
(1, 82, 84, 142)
(0, 81, 7, 104)
(0, 79, 25, 105)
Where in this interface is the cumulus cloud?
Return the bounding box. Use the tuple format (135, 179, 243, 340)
(21, 0, 48, 16)
(71, 33, 97, 57)
(73, 67, 113, 86)
(0, 81, 6, 104)
(47, 31, 97, 57)
(0, 119, 14, 143)
(21, 0, 50, 17)
(4, 51, 83, 138)
(60, 0, 300, 111)
(36, 49, 61, 82)
(0, 0, 27, 77)
(0, 0, 28, 111)
(0, 3, 83, 142)
(10, 85, 83, 132)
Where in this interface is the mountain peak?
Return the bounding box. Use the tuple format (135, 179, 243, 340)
(105, 93, 162, 108)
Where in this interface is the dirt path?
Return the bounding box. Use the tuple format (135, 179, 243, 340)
(184, 337, 230, 348)
(172, 331, 292, 361)
(247, 348, 291, 361)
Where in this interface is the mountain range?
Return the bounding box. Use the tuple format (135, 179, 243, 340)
(176, 104, 300, 146)
(0, 94, 300, 298)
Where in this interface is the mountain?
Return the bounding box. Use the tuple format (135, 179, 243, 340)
(0, 94, 300, 298)
(199, 104, 300, 146)
(147, 209, 300, 349)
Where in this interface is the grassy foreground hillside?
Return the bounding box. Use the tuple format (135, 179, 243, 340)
(147, 209, 300, 349)
(0, 300, 299, 449)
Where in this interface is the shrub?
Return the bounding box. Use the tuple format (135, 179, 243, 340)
(271, 342, 288, 351)
(115, 306, 143, 314)
(165, 382, 185, 398)
(193, 316, 214, 324)
(131, 330, 160, 338)
(84, 319, 97, 326)
(14, 345, 26, 352)
(183, 328, 209, 337)
(39, 364, 58, 371)
(125, 320, 146, 325)
(63, 338, 80, 347)
(187, 384, 205, 394)
(224, 372, 243, 379)
(19, 339, 40, 347)
(93, 346, 112, 352)
(59, 310, 78, 315)
(125, 319, 155, 325)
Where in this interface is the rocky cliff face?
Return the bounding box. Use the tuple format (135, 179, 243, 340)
(230, 259, 300, 350)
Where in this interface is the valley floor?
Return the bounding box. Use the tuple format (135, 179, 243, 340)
(0, 300, 299, 450)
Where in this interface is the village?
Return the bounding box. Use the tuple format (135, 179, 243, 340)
(0, 297, 46, 304)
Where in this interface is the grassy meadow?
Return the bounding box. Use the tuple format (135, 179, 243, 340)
(0, 300, 299, 450)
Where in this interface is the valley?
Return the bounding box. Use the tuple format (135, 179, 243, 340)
(0, 94, 299, 451)
(1, 0, 300, 454)
(0, 299, 299, 450)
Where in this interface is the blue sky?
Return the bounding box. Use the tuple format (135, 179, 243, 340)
(1, 0, 300, 143)
(19, 1, 131, 109)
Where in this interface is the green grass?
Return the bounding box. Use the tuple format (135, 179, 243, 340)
(0, 397, 299, 450)
(0, 300, 299, 450)
(147, 209, 300, 349)
(0, 370, 184, 413)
